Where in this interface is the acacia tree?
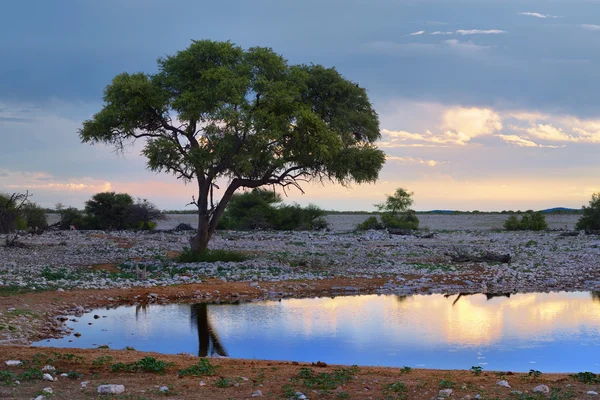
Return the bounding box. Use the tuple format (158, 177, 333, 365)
(80, 40, 385, 252)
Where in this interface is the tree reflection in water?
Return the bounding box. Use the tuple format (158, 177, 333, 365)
(591, 292, 600, 302)
(444, 293, 512, 306)
(190, 304, 228, 358)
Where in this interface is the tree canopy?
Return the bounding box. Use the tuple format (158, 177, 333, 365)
(80, 40, 385, 252)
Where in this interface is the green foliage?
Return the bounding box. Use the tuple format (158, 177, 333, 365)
(177, 247, 250, 263)
(21, 202, 48, 231)
(60, 192, 163, 231)
(471, 366, 483, 376)
(0, 192, 47, 233)
(374, 188, 419, 230)
(571, 371, 600, 383)
(576, 193, 600, 232)
(528, 369, 542, 379)
(439, 379, 456, 389)
(178, 358, 219, 377)
(91, 355, 114, 366)
(84, 192, 134, 230)
(66, 371, 83, 379)
(215, 377, 232, 388)
(56, 206, 87, 230)
(399, 366, 412, 374)
(504, 211, 548, 231)
(357, 216, 384, 230)
(220, 188, 328, 231)
(383, 381, 407, 399)
(297, 366, 359, 390)
(79, 39, 383, 252)
(110, 357, 174, 373)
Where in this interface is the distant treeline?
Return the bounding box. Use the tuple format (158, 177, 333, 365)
(51, 207, 585, 216)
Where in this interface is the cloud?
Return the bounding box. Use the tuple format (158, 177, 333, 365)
(518, 12, 559, 19)
(409, 30, 425, 36)
(455, 29, 506, 35)
(431, 31, 453, 35)
(443, 39, 491, 52)
(386, 155, 443, 167)
(581, 24, 600, 31)
(441, 107, 503, 138)
(0, 170, 113, 193)
(524, 124, 575, 142)
(496, 134, 539, 147)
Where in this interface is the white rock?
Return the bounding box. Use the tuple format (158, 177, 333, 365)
(588, 391, 598, 396)
(43, 373, 54, 381)
(81, 381, 89, 388)
(57, 288, 64, 292)
(42, 365, 56, 372)
(533, 385, 549, 394)
(439, 388, 453, 397)
(159, 386, 169, 392)
(496, 380, 510, 388)
(97, 384, 125, 394)
(199, 381, 206, 386)
(60, 373, 68, 377)
(34, 396, 44, 400)
(42, 387, 53, 394)
(4, 360, 21, 366)
(295, 392, 307, 400)
(252, 390, 263, 397)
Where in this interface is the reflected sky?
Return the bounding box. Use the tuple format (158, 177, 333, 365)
(34, 292, 600, 372)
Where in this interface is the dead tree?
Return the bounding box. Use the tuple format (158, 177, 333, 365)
(1, 191, 32, 247)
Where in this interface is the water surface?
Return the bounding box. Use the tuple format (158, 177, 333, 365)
(34, 292, 600, 372)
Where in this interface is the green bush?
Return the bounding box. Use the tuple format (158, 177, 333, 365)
(21, 202, 48, 231)
(504, 211, 548, 231)
(357, 216, 383, 230)
(374, 188, 419, 231)
(576, 193, 600, 233)
(0, 193, 47, 233)
(60, 192, 164, 231)
(220, 189, 328, 231)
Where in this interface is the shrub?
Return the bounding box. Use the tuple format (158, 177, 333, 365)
(504, 211, 548, 231)
(357, 216, 383, 230)
(576, 193, 600, 233)
(21, 202, 48, 231)
(61, 192, 164, 231)
(375, 188, 419, 231)
(0, 192, 47, 233)
(178, 358, 219, 377)
(57, 206, 87, 230)
(220, 189, 328, 231)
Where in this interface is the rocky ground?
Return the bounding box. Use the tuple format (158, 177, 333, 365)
(1, 214, 599, 399)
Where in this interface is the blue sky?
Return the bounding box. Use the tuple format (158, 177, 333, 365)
(1, 0, 600, 210)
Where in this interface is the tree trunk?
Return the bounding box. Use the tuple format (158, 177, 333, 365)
(191, 214, 211, 253)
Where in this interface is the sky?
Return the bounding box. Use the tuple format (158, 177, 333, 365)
(1, 0, 600, 211)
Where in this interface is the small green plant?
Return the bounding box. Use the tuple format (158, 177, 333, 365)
(471, 366, 483, 376)
(215, 377, 232, 388)
(384, 381, 407, 399)
(18, 368, 44, 381)
(439, 379, 456, 389)
(337, 391, 350, 399)
(97, 345, 110, 349)
(528, 369, 542, 379)
(66, 371, 83, 379)
(400, 366, 412, 374)
(297, 366, 359, 390)
(178, 358, 219, 377)
(177, 247, 250, 263)
(91, 355, 114, 366)
(0, 370, 15, 385)
(110, 357, 174, 373)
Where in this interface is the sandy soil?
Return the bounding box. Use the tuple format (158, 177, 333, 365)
(2, 346, 598, 399)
